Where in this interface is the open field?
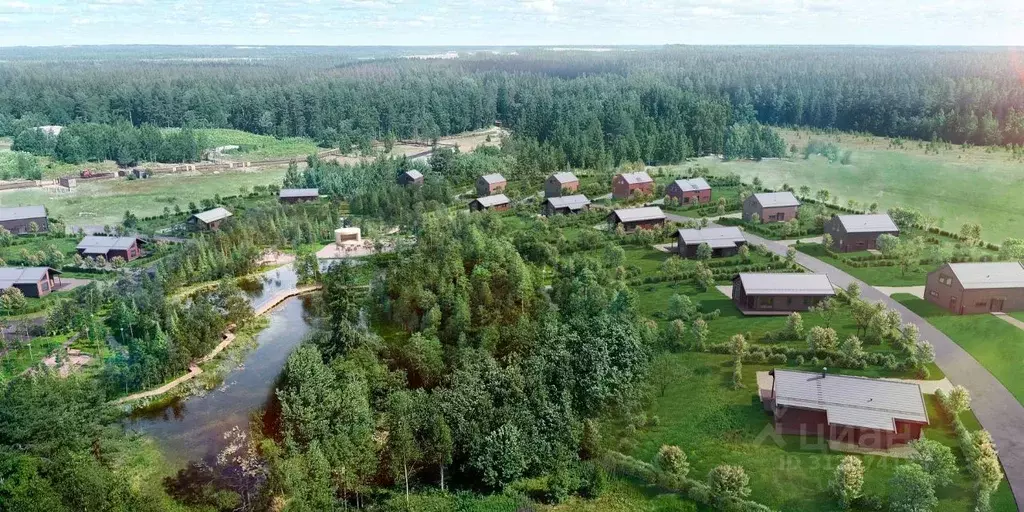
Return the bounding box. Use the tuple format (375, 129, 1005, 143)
(0, 334, 69, 380)
(0, 168, 287, 228)
(794, 243, 931, 286)
(627, 351, 1015, 512)
(895, 293, 1024, 407)
(194, 128, 321, 161)
(680, 128, 1024, 243)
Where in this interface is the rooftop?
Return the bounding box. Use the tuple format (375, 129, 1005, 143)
(834, 214, 899, 233)
(0, 267, 58, 289)
(472, 194, 510, 208)
(676, 227, 745, 248)
(545, 194, 591, 210)
(192, 207, 233, 224)
(479, 173, 506, 185)
(77, 236, 139, 254)
(772, 369, 928, 432)
(550, 172, 579, 184)
(0, 205, 47, 222)
(612, 206, 665, 223)
(618, 171, 653, 185)
(947, 262, 1024, 290)
(402, 170, 423, 180)
(752, 191, 801, 208)
(279, 188, 320, 198)
(737, 273, 835, 295)
(671, 177, 711, 192)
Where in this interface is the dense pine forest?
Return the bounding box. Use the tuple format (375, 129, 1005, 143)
(3, 47, 1024, 170)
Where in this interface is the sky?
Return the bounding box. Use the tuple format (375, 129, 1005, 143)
(1, 0, 1024, 47)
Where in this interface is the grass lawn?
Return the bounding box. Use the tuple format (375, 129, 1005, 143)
(1010, 312, 1024, 323)
(794, 243, 930, 286)
(192, 128, 321, 161)
(0, 334, 68, 380)
(894, 293, 1024, 407)
(0, 235, 79, 266)
(0, 168, 288, 228)
(629, 351, 1015, 512)
(683, 128, 1024, 243)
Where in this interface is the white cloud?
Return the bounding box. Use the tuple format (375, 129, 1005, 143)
(520, 0, 556, 13)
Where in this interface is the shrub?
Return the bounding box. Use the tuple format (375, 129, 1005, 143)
(909, 439, 957, 488)
(707, 465, 751, 501)
(655, 445, 690, 478)
(888, 463, 936, 512)
(829, 456, 864, 510)
(807, 326, 839, 351)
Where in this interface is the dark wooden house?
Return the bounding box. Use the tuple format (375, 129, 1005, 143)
(666, 177, 711, 205)
(188, 207, 233, 231)
(76, 236, 143, 262)
(608, 206, 666, 232)
(611, 172, 654, 200)
(0, 205, 48, 235)
(398, 170, 424, 186)
(673, 227, 746, 258)
(742, 192, 801, 224)
(279, 188, 320, 204)
(543, 194, 591, 216)
(824, 214, 899, 252)
(544, 172, 580, 198)
(731, 273, 835, 315)
(924, 262, 1024, 315)
(763, 369, 928, 450)
(0, 267, 62, 298)
(469, 194, 511, 212)
(476, 174, 507, 196)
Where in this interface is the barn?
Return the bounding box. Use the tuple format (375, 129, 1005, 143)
(188, 207, 233, 231)
(469, 194, 511, 212)
(608, 206, 666, 232)
(924, 261, 1024, 315)
(545, 172, 580, 198)
(543, 195, 591, 216)
(742, 192, 801, 224)
(673, 227, 746, 258)
(611, 172, 654, 200)
(279, 188, 320, 204)
(824, 214, 900, 252)
(666, 177, 711, 205)
(732, 273, 835, 315)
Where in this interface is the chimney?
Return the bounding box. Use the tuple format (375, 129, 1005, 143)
(821, 367, 828, 378)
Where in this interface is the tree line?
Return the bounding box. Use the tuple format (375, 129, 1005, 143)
(11, 122, 205, 166)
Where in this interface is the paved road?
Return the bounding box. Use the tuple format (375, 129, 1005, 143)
(666, 213, 1024, 506)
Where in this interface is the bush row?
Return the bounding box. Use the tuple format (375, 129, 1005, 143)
(601, 451, 772, 512)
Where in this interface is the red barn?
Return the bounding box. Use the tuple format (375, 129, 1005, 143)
(608, 206, 665, 232)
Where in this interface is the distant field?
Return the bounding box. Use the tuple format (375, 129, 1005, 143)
(0, 169, 287, 228)
(193, 128, 321, 161)
(678, 128, 1024, 243)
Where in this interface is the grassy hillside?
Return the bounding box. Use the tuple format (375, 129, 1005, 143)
(686, 129, 1024, 243)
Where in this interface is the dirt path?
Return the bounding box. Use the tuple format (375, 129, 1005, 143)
(670, 211, 1024, 507)
(992, 312, 1024, 332)
(113, 284, 321, 405)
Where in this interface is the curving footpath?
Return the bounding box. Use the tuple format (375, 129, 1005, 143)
(113, 285, 321, 405)
(666, 213, 1024, 506)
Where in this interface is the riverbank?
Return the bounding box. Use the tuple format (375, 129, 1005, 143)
(114, 284, 321, 406)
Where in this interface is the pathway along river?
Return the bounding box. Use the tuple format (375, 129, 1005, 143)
(126, 264, 315, 465)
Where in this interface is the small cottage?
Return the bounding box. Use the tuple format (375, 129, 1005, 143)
(76, 236, 143, 262)
(608, 206, 666, 232)
(666, 178, 711, 205)
(0, 267, 62, 298)
(762, 369, 928, 450)
(742, 192, 801, 224)
(732, 273, 835, 314)
(673, 227, 746, 258)
(924, 262, 1024, 315)
(469, 194, 511, 212)
(824, 214, 899, 252)
(0, 205, 48, 234)
(476, 174, 507, 196)
(279, 188, 320, 204)
(545, 172, 580, 198)
(611, 172, 654, 200)
(398, 170, 424, 186)
(543, 195, 591, 216)
(188, 207, 233, 231)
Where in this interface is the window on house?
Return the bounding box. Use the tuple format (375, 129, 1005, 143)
(976, 302, 988, 307)
(803, 297, 813, 306)
(938, 274, 953, 286)
(929, 291, 939, 298)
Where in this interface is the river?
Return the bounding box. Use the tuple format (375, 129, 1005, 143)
(126, 264, 314, 465)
